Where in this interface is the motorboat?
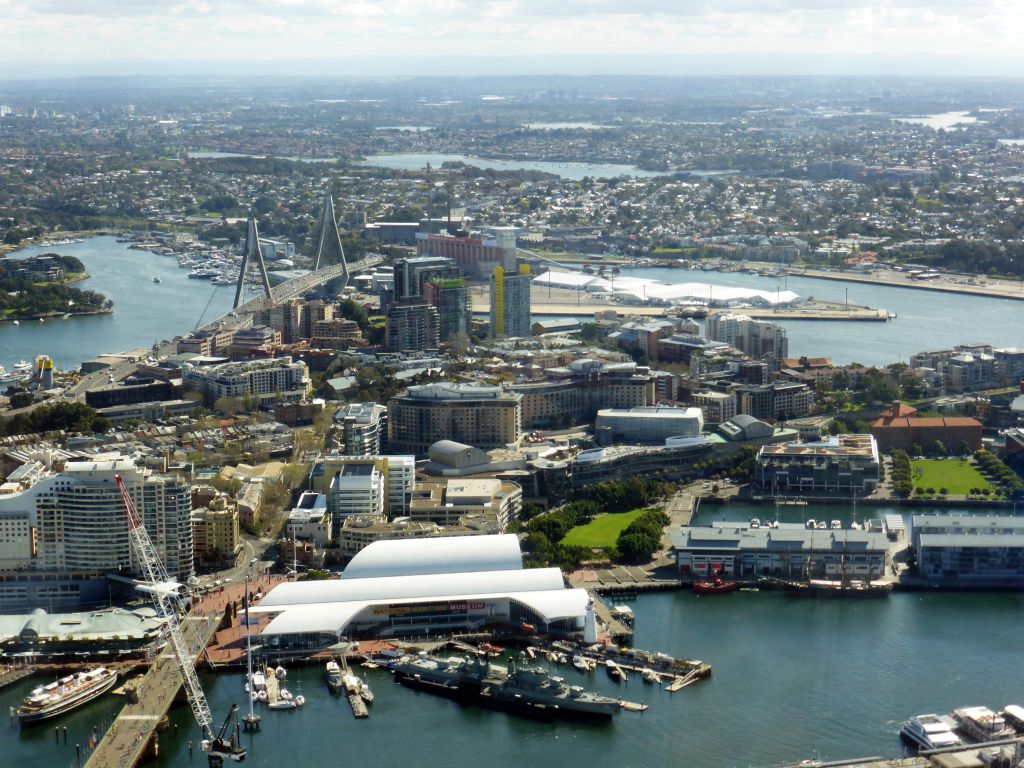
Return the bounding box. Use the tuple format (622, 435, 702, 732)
(572, 655, 590, 672)
(642, 668, 659, 684)
(274, 664, 287, 680)
(152, 276, 161, 283)
(359, 683, 374, 704)
(325, 660, 343, 692)
(294, 695, 305, 707)
(605, 660, 625, 682)
(267, 699, 296, 710)
(900, 714, 962, 751)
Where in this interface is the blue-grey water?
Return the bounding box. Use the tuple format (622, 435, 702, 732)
(620, 266, 1024, 366)
(357, 152, 670, 180)
(1, 237, 233, 373)
(5, 579, 1023, 768)
(3, 239, 1023, 372)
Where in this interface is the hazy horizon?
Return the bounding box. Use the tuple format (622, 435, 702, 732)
(2, 0, 1023, 81)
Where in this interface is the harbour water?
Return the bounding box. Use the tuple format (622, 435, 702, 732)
(620, 266, 1024, 366)
(3, 238, 1023, 372)
(5, 580, 1024, 768)
(357, 152, 669, 180)
(0, 237, 233, 373)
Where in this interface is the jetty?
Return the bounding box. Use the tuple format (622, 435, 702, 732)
(0, 665, 34, 690)
(84, 613, 220, 768)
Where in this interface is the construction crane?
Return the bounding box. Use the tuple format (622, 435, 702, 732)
(115, 474, 246, 767)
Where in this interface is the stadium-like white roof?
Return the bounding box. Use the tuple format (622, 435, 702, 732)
(253, 534, 588, 638)
(342, 533, 523, 579)
(533, 269, 800, 306)
(256, 567, 564, 609)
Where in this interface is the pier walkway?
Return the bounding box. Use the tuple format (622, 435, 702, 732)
(0, 664, 34, 690)
(84, 613, 220, 768)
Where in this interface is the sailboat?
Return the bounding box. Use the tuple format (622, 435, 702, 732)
(242, 574, 262, 730)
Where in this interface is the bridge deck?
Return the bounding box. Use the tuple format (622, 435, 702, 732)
(84, 614, 220, 768)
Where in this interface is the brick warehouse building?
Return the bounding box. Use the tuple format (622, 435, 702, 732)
(870, 401, 982, 454)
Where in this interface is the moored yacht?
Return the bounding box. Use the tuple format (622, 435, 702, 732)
(17, 668, 118, 724)
(900, 713, 962, 751)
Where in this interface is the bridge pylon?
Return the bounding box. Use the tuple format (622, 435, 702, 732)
(233, 213, 275, 310)
(312, 192, 350, 289)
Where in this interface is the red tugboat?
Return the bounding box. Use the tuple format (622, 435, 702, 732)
(692, 568, 739, 595)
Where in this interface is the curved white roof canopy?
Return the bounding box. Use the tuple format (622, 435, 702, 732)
(342, 533, 523, 580)
(256, 567, 564, 609)
(258, 588, 589, 638)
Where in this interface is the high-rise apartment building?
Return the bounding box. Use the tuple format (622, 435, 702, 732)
(489, 265, 532, 339)
(385, 302, 440, 352)
(705, 314, 789, 363)
(309, 453, 416, 537)
(393, 256, 459, 301)
(424, 277, 471, 342)
(0, 456, 193, 608)
(336, 402, 389, 456)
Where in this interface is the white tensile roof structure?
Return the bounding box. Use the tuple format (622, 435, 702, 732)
(342, 532, 522, 579)
(533, 269, 800, 306)
(252, 534, 589, 639)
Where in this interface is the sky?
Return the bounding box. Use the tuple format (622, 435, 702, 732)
(1, 0, 1023, 78)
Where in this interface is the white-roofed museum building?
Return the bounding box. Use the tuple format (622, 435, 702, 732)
(252, 534, 590, 653)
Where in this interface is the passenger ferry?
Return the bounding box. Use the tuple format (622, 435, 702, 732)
(17, 667, 119, 724)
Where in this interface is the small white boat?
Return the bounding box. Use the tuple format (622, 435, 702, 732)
(257, 690, 268, 702)
(642, 668, 658, 684)
(11, 320, 18, 326)
(153, 276, 161, 283)
(268, 699, 295, 710)
(572, 655, 589, 672)
(359, 684, 373, 704)
(280, 688, 293, 701)
(274, 664, 287, 680)
(294, 695, 305, 707)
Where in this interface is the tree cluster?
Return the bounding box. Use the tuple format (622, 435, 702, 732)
(890, 450, 913, 498)
(1, 401, 110, 437)
(616, 509, 670, 563)
(974, 450, 1024, 500)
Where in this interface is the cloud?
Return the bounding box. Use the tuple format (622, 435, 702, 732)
(1, 0, 1022, 73)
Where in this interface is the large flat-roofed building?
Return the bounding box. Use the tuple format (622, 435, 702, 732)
(310, 454, 416, 526)
(182, 356, 309, 406)
(595, 406, 703, 445)
(671, 524, 888, 579)
(416, 227, 517, 279)
(509, 359, 654, 428)
(409, 478, 522, 528)
(0, 607, 166, 660)
(571, 438, 712, 486)
(252, 534, 589, 649)
(388, 383, 522, 455)
(337, 514, 502, 560)
(755, 434, 880, 496)
(911, 515, 1024, 583)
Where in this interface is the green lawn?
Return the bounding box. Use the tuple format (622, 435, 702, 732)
(561, 509, 647, 548)
(911, 459, 992, 495)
